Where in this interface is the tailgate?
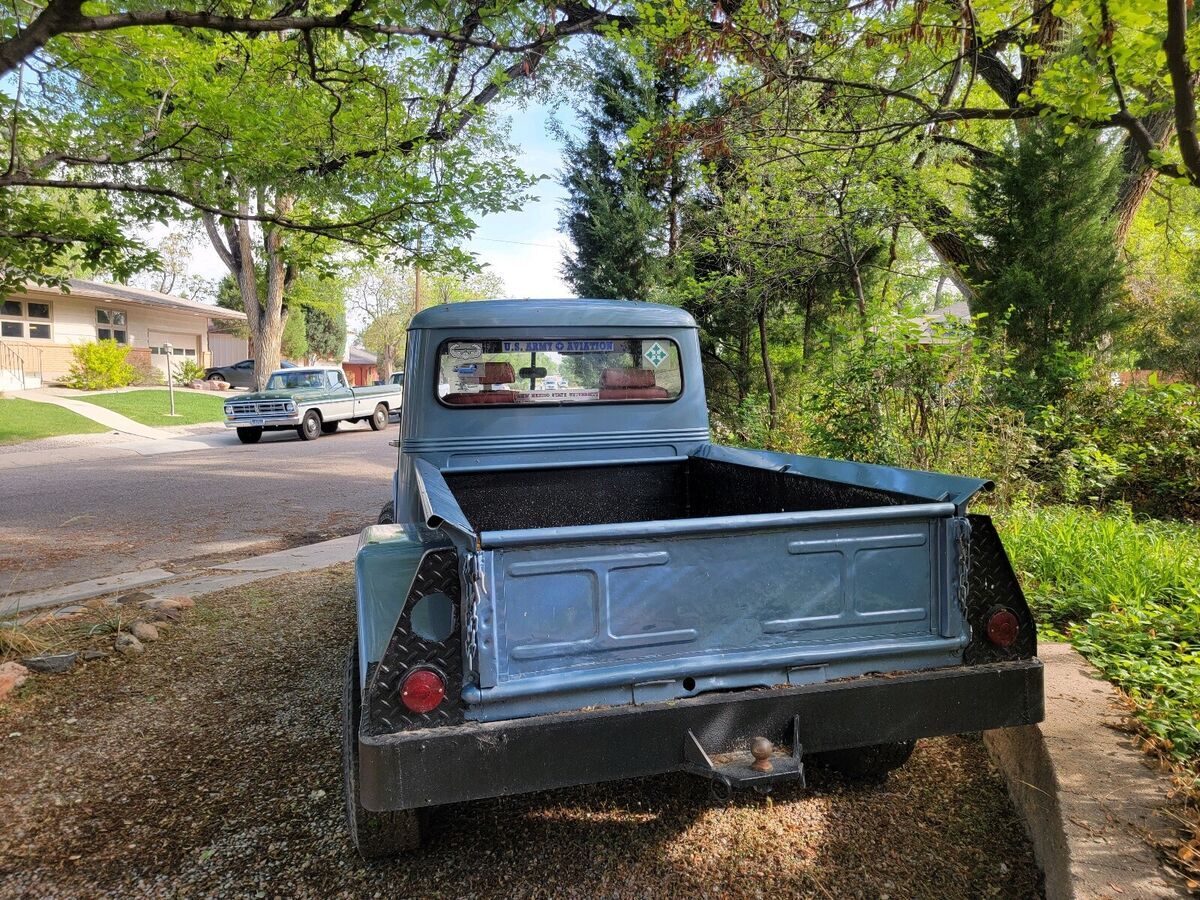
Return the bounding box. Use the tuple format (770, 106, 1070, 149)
(467, 506, 966, 719)
(411, 459, 968, 720)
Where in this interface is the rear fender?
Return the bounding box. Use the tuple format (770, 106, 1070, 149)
(963, 515, 1037, 663)
(354, 525, 450, 687)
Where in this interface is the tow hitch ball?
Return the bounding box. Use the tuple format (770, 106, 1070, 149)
(683, 718, 807, 801)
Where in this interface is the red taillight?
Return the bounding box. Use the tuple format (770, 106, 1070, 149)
(986, 609, 1020, 648)
(400, 669, 445, 713)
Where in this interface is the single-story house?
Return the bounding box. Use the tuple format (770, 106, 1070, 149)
(0, 279, 247, 389)
(343, 346, 379, 387)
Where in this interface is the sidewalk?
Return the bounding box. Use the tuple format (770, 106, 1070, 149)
(0, 534, 360, 618)
(985, 644, 1193, 898)
(21, 388, 177, 439)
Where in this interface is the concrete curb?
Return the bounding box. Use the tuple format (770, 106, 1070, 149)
(984, 644, 1191, 899)
(1, 535, 360, 617)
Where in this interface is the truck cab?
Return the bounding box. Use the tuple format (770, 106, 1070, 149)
(344, 299, 1042, 857)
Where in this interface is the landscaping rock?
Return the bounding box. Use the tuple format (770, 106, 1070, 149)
(138, 597, 193, 612)
(80, 649, 110, 661)
(0, 662, 30, 699)
(151, 607, 182, 624)
(20, 651, 78, 674)
(130, 622, 160, 643)
(117, 591, 153, 607)
(52, 605, 88, 619)
(114, 633, 144, 656)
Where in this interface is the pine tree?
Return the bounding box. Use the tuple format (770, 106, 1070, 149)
(970, 126, 1127, 365)
(557, 48, 686, 299)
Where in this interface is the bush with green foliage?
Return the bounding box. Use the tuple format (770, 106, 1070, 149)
(1033, 374, 1200, 519)
(1002, 505, 1200, 775)
(63, 340, 136, 390)
(174, 359, 207, 383)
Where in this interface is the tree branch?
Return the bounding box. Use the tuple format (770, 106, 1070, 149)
(1164, 0, 1200, 184)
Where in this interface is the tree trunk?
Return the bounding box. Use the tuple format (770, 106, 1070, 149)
(737, 325, 751, 404)
(757, 299, 777, 433)
(802, 283, 815, 360)
(201, 188, 295, 391)
(378, 343, 395, 381)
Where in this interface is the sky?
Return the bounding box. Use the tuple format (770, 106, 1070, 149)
(177, 102, 578, 299)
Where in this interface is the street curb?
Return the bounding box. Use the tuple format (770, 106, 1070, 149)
(983, 644, 1190, 899)
(1, 535, 360, 618)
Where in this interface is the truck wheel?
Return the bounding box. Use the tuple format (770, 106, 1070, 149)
(342, 644, 425, 857)
(321, 421, 340, 434)
(297, 410, 322, 441)
(377, 501, 395, 525)
(369, 404, 388, 431)
(813, 741, 917, 782)
(236, 427, 263, 444)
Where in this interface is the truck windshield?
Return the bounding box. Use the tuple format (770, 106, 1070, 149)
(438, 339, 682, 406)
(267, 370, 327, 390)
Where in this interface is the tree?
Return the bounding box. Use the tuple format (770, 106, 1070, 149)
(351, 265, 504, 378)
(305, 304, 347, 363)
(1, 2, 630, 381)
(624, 0, 1200, 294)
(353, 269, 414, 381)
(557, 45, 695, 299)
(970, 126, 1128, 382)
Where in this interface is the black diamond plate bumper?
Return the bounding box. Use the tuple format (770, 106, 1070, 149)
(356, 657, 1043, 811)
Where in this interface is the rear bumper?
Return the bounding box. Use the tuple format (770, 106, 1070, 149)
(358, 657, 1043, 811)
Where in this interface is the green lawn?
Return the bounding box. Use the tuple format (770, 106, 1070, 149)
(79, 389, 226, 426)
(0, 397, 109, 445)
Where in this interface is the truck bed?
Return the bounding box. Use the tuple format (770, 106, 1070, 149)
(444, 456, 921, 533)
(411, 449, 984, 720)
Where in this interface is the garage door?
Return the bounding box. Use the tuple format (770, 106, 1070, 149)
(148, 332, 198, 376)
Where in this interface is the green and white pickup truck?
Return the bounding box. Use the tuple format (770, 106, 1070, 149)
(223, 366, 403, 444)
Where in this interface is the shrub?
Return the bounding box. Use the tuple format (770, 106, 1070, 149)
(174, 359, 206, 383)
(1033, 374, 1200, 518)
(129, 355, 163, 386)
(63, 340, 136, 390)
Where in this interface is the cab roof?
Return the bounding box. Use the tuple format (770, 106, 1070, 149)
(409, 299, 698, 330)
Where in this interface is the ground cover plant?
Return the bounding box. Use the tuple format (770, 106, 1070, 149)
(1001, 505, 1200, 781)
(78, 390, 224, 427)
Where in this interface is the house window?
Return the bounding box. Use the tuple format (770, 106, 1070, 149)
(0, 299, 53, 340)
(96, 308, 127, 343)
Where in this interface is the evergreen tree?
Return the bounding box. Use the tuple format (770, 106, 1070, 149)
(970, 126, 1127, 370)
(557, 48, 688, 299)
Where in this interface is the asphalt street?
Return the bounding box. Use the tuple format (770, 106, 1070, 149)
(0, 423, 396, 597)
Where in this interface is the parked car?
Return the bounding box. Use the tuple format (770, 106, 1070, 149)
(222, 366, 403, 443)
(344, 299, 1042, 857)
(203, 358, 296, 389)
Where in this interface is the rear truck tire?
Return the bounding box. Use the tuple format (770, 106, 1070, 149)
(236, 427, 263, 444)
(813, 740, 917, 782)
(343, 643, 425, 857)
(321, 420, 340, 434)
(297, 410, 322, 441)
(377, 501, 395, 525)
(369, 403, 388, 431)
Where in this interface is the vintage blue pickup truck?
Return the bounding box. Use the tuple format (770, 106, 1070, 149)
(343, 299, 1042, 856)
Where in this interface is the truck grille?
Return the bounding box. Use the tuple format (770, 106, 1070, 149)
(227, 401, 290, 416)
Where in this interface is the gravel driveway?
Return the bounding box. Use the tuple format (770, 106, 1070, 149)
(0, 567, 1043, 899)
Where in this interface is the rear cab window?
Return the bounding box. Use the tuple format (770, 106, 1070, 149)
(437, 339, 683, 407)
